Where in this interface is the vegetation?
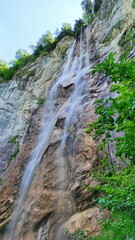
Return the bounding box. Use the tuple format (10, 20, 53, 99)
(8, 143, 19, 163)
(8, 135, 19, 144)
(94, 0, 102, 13)
(84, 54, 135, 239)
(0, 59, 12, 82)
(132, 0, 135, 8)
(0, 0, 103, 82)
(119, 26, 135, 57)
(87, 53, 135, 164)
(66, 228, 91, 239)
(73, 19, 85, 39)
(55, 23, 74, 42)
(32, 25, 74, 58)
(67, 53, 135, 239)
(81, 0, 102, 24)
(81, 0, 95, 24)
(36, 97, 46, 106)
(0, 24, 75, 82)
(0, 49, 31, 82)
(7, 135, 19, 163)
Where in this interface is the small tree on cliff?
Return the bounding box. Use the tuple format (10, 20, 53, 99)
(55, 23, 74, 42)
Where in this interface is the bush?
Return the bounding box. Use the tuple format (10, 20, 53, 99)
(87, 53, 135, 164)
(85, 53, 135, 239)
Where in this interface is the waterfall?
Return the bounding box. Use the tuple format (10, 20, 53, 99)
(4, 29, 91, 239)
(4, 41, 76, 240)
(55, 30, 90, 239)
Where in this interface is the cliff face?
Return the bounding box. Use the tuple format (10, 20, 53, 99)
(0, 37, 73, 174)
(0, 1, 134, 239)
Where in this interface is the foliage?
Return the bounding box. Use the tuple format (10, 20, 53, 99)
(0, 49, 31, 81)
(87, 53, 135, 164)
(8, 135, 19, 144)
(0, 59, 9, 82)
(32, 24, 74, 58)
(33, 31, 56, 57)
(83, 167, 135, 240)
(37, 31, 54, 47)
(91, 212, 135, 240)
(55, 23, 74, 42)
(93, 166, 135, 214)
(36, 97, 46, 106)
(0, 59, 8, 69)
(15, 48, 29, 60)
(66, 228, 92, 240)
(74, 19, 86, 39)
(85, 53, 135, 239)
(81, 0, 102, 24)
(81, 0, 95, 24)
(0, 23, 75, 82)
(0, 0, 102, 82)
(119, 26, 135, 57)
(94, 0, 102, 13)
(8, 143, 19, 163)
(132, 0, 135, 8)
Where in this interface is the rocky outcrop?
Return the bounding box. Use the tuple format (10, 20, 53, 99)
(0, 0, 134, 239)
(89, 0, 135, 58)
(0, 36, 74, 174)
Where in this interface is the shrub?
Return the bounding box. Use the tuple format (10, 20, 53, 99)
(85, 53, 135, 239)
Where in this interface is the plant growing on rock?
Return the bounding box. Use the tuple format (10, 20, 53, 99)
(36, 97, 46, 106)
(8, 135, 19, 144)
(132, 0, 135, 8)
(87, 53, 135, 164)
(85, 53, 135, 239)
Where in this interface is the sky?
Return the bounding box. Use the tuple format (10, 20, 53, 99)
(0, 0, 82, 63)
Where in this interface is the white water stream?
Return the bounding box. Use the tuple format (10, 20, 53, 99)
(55, 30, 91, 239)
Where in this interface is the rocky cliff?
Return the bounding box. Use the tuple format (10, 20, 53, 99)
(0, 0, 134, 239)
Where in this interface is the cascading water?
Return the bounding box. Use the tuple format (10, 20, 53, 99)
(55, 29, 91, 239)
(4, 28, 91, 239)
(4, 41, 76, 240)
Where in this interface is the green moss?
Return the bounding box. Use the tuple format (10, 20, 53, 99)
(8, 135, 19, 144)
(132, 0, 135, 8)
(8, 143, 19, 163)
(37, 97, 46, 106)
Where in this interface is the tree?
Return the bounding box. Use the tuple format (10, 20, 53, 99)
(81, 0, 95, 24)
(55, 23, 74, 42)
(37, 31, 54, 47)
(74, 19, 85, 39)
(15, 49, 29, 60)
(0, 59, 8, 70)
(94, 0, 102, 13)
(33, 31, 57, 55)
